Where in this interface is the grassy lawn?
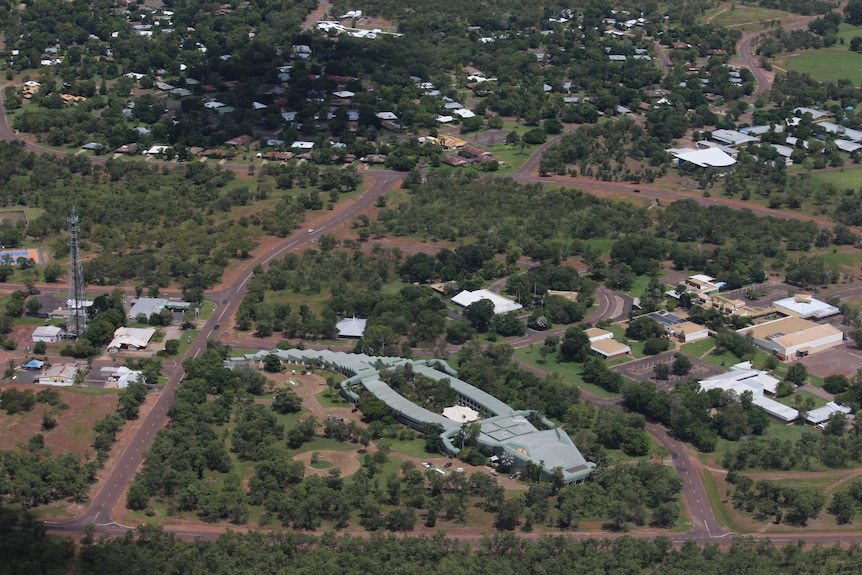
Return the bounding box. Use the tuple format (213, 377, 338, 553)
(699, 349, 746, 370)
(175, 329, 198, 356)
(681, 338, 716, 359)
(700, 469, 748, 532)
(809, 165, 862, 190)
(775, 390, 829, 410)
(387, 437, 435, 458)
(785, 49, 862, 84)
(710, 4, 795, 28)
(513, 346, 622, 399)
(286, 436, 357, 455)
(316, 389, 349, 408)
(199, 300, 216, 320)
(581, 238, 616, 258)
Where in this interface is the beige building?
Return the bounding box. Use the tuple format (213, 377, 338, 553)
(671, 321, 709, 343)
(737, 316, 843, 360)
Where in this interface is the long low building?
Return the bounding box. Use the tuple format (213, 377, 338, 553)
(226, 348, 594, 484)
(699, 362, 797, 422)
(737, 316, 843, 360)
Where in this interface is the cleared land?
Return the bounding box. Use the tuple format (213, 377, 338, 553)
(710, 4, 798, 28)
(0, 383, 117, 456)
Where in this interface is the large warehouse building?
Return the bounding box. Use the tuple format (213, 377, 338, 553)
(737, 316, 843, 360)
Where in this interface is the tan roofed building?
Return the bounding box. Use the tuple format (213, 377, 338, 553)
(737, 316, 843, 360)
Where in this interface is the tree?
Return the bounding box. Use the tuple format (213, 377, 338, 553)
(43, 263, 63, 283)
(671, 354, 692, 376)
(263, 355, 283, 373)
(829, 492, 856, 525)
(163, 339, 179, 355)
(643, 338, 670, 355)
(786, 363, 808, 386)
(654, 363, 671, 380)
(464, 299, 495, 333)
(559, 327, 590, 363)
(272, 389, 302, 414)
(25, 297, 42, 316)
(847, 0, 862, 25)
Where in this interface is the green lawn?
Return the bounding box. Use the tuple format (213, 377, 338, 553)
(681, 338, 716, 359)
(286, 436, 358, 455)
(175, 329, 198, 356)
(785, 49, 862, 85)
(316, 389, 349, 408)
(775, 390, 829, 410)
(199, 300, 216, 320)
(808, 165, 862, 190)
(387, 437, 435, 458)
(710, 4, 795, 28)
(513, 346, 623, 399)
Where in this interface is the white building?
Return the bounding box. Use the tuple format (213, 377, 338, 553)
(773, 294, 839, 319)
(107, 327, 156, 351)
(699, 362, 796, 422)
(671, 321, 709, 343)
(451, 289, 522, 314)
(32, 325, 63, 343)
(128, 297, 169, 320)
(38, 363, 78, 386)
(336, 317, 367, 338)
(806, 401, 852, 427)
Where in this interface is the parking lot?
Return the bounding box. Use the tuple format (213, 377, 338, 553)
(799, 343, 862, 378)
(613, 351, 725, 390)
(719, 282, 794, 308)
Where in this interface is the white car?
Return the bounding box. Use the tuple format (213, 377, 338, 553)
(422, 462, 433, 468)
(455, 467, 464, 473)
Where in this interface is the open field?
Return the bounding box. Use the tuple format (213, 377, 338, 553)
(784, 27, 862, 84)
(710, 4, 799, 28)
(808, 165, 862, 190)
(0, 383, 117, 456)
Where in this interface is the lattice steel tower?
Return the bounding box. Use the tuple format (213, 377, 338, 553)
(67, 207, 87, 336)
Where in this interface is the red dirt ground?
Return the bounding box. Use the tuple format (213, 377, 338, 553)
(0, 382, 116, 457)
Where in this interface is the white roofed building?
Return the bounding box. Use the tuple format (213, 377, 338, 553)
(699, 362, 796, 422)
(443, 405, 480, 423)
(669, 147, 737, 170)
(451, 289, 522, 314)
(108, 327, 156, 351)
(336, 317, 367, 338)
(806, 402, 852, 427)
(773, 294, 839, 319)
(32, 325, 63, 343)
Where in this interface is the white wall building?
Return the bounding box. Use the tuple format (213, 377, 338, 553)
(699, 362, 797, 422)
(32, 325, 63, 343)
(451, 289, 522, 314)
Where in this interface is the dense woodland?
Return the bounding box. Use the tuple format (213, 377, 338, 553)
(8, 516, 862, 575)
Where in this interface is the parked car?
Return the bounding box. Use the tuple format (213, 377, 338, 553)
(508, 471, 521, 480)
(455, 467, 464, 473)
(422, 462, 433, 468)
(444, 462, 452, 468)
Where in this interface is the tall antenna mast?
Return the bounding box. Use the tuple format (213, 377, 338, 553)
(67, 207, 87, 337)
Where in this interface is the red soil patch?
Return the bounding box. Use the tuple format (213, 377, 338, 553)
(0, 383, 116, 456)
